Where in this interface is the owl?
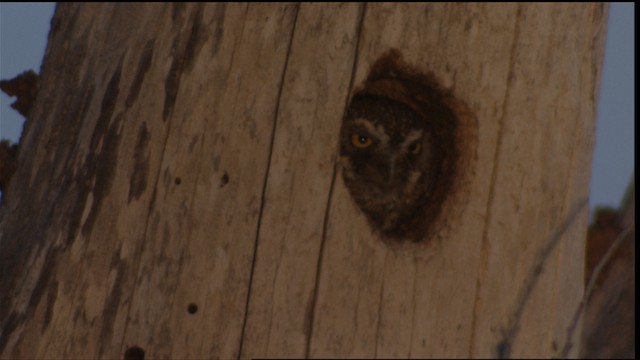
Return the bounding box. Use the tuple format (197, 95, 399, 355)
(339, 52, 457, 241)
(340, 93, 442, 240)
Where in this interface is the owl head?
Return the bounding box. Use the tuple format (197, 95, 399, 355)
(340, 93, 440, 238)
(338, 50, 472, 243)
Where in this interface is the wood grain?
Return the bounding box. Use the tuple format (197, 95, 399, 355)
(0, 3, 607, 359)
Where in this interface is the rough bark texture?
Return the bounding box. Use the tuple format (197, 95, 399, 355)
(0, 3, 607, 359)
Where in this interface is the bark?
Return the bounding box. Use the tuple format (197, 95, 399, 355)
(0, 3, 607, 358)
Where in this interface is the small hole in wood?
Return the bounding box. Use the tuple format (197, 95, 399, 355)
(187, 303, 198, 314)
(220, 172, 229, 187)
(174, 177, 182, 185)
(124, 346, 145, 360)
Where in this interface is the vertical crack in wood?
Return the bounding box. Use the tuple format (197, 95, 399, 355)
(467, 4, 523, 358)
(544, 6, 601, 353)
(373, 251, 387, 359)
(236, 4, 300, 358)
(117, 5, 197, 353)
(556, 7, 609, 356)
(303, 3, 367, 358)
(587, 4, 608, 118)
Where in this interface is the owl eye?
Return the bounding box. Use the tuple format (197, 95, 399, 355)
(351, 133, 373, 149)
(408, 141, 422, 155)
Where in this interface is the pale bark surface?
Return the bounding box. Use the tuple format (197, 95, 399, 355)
(0, 3, 607, 359)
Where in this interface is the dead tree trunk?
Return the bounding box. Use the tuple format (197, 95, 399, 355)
(0, 3, 608, 358)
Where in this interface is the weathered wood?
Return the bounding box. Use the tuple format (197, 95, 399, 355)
(0, 3, 607, 359)
(240, 4, 362, 358)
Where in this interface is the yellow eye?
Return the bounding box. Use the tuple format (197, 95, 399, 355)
(408, 142, 421, 155)
(351, 134, 373, 149)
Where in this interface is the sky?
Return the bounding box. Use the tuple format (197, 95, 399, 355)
(0, 3, 635, 212)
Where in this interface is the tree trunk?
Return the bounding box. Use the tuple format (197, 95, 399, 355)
(0, 3, 608, 359)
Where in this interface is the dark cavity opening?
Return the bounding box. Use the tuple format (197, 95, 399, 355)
(220, 172, 229, 187)
(187, 303, 198, 314)
(124, 346, 145, 360)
